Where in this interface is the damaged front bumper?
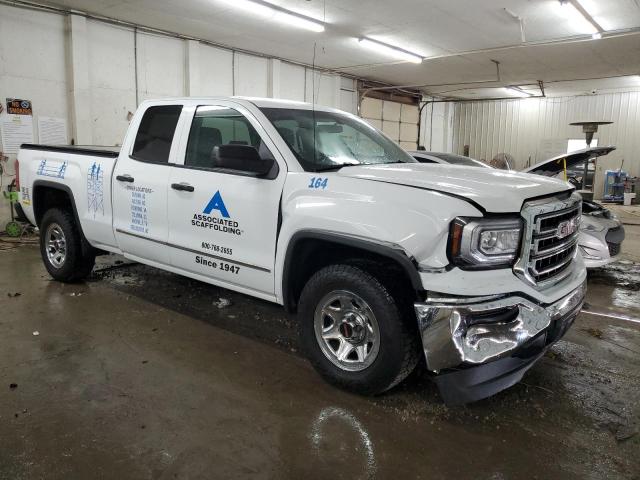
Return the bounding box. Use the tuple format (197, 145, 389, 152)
(414, 280, 586, 404)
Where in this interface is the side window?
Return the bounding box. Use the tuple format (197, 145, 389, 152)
(185, 106, 271, 169)
(131, 105, 183, 163)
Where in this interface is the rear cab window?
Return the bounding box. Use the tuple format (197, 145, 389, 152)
(131, 105, 183, 164)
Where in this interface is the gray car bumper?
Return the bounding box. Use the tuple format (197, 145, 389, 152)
(414, 281, 586, 404)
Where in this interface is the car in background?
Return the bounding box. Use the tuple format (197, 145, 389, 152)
(409, 148, 625, 268)
(523, 147, 625, 268)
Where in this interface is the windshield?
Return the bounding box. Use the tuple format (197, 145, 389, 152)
(427, 152, 490, 168)
(260, 108, 416, 171)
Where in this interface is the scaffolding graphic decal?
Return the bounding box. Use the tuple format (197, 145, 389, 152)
(37, 159, 68, 179)
(87, 162, 104, 217)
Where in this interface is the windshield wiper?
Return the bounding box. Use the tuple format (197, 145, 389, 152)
(313, 160, 409, 172)
(314, 163, 359, 172)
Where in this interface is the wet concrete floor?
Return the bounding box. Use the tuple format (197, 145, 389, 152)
(0, 245, 639, 479)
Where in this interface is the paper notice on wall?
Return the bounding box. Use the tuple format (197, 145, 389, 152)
(38, 116, 68, 145)
(0, 114, 34, 154)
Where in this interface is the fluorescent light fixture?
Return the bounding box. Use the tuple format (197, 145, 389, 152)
(505, 86, 534, 98)
(357, 38, 423, 64)
(219, 0, 325, 32)
(557, 0, 599, 35)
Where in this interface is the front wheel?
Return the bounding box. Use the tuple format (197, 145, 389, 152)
(298, 264, 419, 395)
(39, 208, 95, 282)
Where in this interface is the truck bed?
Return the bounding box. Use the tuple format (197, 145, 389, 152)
(18, 142, 119, 251)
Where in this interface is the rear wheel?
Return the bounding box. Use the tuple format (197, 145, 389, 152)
(298, 264, 419, 395)
(40, 208, 95, 282)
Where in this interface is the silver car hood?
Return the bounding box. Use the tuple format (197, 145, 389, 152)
(523, 146, 615, 176)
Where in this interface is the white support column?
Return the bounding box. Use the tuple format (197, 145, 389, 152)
(186, 40, 200, 96)
(67, 14, 92, 144)
(268, 58, 281, 98)
(331, 75, 342, 109)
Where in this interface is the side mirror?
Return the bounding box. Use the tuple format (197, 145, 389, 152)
(214, 144, 275, 176)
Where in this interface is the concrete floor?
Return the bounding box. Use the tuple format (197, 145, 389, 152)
(1, 239, 639, 479)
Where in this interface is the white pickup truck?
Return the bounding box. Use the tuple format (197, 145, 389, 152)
(17, 97, 586, 404)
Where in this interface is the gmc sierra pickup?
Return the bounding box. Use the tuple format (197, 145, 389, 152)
(17, 97, 586, 404)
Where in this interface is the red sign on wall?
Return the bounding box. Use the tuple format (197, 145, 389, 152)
(6, 98, 33, 115)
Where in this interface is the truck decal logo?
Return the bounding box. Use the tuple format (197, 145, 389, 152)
(203, 191, 230, 218)
(37, 159, 68, 179)
(126, 185, 153, 234)
(192, 191, 242, 236)
(87, 162, 105, 217)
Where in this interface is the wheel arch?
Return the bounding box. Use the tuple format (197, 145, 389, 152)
(281, 230, 423, 314)
(32, 180, 79, 228)
(33, 180, 96, 257)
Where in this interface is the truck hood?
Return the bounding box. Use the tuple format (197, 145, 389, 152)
(338, 163, 571, 213)
(523, 146, 615, 176)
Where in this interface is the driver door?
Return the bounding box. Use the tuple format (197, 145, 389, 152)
(167, 103, 286, 297)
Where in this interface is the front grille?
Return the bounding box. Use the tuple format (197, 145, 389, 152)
(607, 242, 621, 257)
(515, 193, 582, 287)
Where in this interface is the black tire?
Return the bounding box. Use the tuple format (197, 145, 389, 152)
(39, 208, 95, 282)
(298, 264, 420, 395)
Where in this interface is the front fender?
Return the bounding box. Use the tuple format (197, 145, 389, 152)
(274, 172, 482, 303)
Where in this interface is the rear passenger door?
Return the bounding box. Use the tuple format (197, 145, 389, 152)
(167, 103, 286, 297)
(113, 104, 182, 265)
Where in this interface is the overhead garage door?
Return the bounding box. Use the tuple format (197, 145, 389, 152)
(361, 97, 419, 151)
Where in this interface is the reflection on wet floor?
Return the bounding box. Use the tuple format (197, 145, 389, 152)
(1, 246, 639, 479)
(309, 407, 377, 479)
(586, 260, 640, 314)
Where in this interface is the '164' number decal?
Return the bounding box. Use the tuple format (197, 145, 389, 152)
(308, 177, 328, 189)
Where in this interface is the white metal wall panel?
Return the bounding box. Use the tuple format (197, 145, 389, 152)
(234, 53, 269, 97)
(87, 20, 136, 145)
(0, 5, 69, 141)
(452, 92, 640, 198)
(339, 77, 357, 114)
(279, 62, 306, 101)
(0, 4, 68, 219)
(136, 33, 186, 102)
(305, 71, 340, 108)
(196, 44, 234, 97)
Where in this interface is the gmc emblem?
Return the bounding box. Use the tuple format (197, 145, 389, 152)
(556, 219, 577, 239)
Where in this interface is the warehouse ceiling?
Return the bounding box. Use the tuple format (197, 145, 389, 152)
(33, 0, 640, 98)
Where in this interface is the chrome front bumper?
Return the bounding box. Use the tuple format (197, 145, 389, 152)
(414, 280, 587, 373)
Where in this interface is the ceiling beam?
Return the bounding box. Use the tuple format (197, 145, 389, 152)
(568, 0, 605, 33)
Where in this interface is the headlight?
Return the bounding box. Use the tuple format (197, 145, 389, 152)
(448, 217, 523, 268)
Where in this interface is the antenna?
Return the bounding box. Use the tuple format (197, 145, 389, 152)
(312, 41, 317, 171)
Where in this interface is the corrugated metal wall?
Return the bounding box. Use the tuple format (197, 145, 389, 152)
(452, 91, 640, 197)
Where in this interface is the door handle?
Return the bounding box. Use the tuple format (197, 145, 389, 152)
(116, 174, 134, 183)
(171, 182, 195, 192)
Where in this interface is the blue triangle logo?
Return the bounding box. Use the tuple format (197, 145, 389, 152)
(203, 191, 230, 218)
